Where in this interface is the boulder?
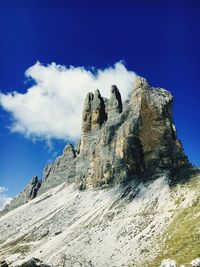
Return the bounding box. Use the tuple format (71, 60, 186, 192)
(160, 259, 178, 267)
(12, 257, 50, 267)
(190, 258, 200, 267)
(0, 259, 8, 267)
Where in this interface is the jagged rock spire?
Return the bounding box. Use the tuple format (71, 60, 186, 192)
(82, 90, 107, 135)
(107, 85, 122, 119)
(91, 89, 107, 130)
(80, 89, 107, 152)
(134, 76, 149, 90)
(82, 92, 94, 134)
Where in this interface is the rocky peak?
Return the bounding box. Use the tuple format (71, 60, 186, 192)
(77, 76, 190, 188)
(91, 89, 107, 130)
(107, 85, 122, 119)
(81, 92, 94, 134)
(63, 143, 76, 158)
(81, 90, 107, 151)
(135, 75, 148, 89)
(3, 76, 192, 213)
(130, 78, 188, 176)
(82, 90, 107, 133)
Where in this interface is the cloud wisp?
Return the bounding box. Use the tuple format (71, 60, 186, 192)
(0, 61, 136, 141)
(0, 186, 12, 211)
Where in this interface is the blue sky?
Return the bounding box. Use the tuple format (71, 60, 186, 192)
(0, 0, 200, 206)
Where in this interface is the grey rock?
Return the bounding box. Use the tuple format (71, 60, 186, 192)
(40, 229, 49, 238)
(13, 257, 51, 267)
(1, 176, 41, 214)
(190, 258, 200, 267)
(38, 143, 77, 194)
(29, 176, 41, 200)
(0, 260, 8, 267)
(92, 89, 107, 130)
(76, 76, 190, 188)
(54, 230, 62, 236)
(159, 259, 178, 267)
(0, 257, 50, 267)
(81, 89, 107, 152)
(107, 85, 122, 119)
(81, 92, 93, 135)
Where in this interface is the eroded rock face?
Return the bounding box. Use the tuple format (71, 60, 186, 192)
(76, 78, 190, 188)
(3, 76, 191, 212)
(1, 144, 77, 214)
(38, 143, 77, 194)
(107, 85, 122, 119)
(2, 176, 41, 214)
(132, 77, 189, 175)
(81, 90, 107, 152)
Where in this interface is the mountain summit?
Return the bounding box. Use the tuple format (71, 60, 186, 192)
(0, 77, 199, 267)
(3, 76, 190, 211)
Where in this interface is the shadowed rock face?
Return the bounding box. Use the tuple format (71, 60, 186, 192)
(2, 76, 191, 212)
(0, 257, 51, 267)
(81, 90, 107, 151)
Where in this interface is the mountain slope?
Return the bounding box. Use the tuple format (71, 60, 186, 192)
(0, 171, 199, 266)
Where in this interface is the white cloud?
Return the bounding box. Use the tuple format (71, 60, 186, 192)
(0, 61, 136, 141)
(0, 186, 12, 211)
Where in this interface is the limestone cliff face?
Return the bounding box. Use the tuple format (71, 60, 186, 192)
(132, 77, 189, 175)
(2, 76, 191, 213)
(76, 76, 190, 189)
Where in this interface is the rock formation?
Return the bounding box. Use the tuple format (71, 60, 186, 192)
(76, 76, 190, 189)
(2, 176, 41, 214)
(38, 144, 77, 195)
(0, 76, 199, 267)
(0, 256, 51, 267)
(2, 76, 191, 213)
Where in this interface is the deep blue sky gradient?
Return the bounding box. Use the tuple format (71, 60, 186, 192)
(0, 0, 199, 197)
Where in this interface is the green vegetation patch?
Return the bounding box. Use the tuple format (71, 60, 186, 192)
(1, 232, 37, 255)
(148, 175, 200, 267)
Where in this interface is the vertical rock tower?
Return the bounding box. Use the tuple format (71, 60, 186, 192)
(76, 76, 190, 189)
